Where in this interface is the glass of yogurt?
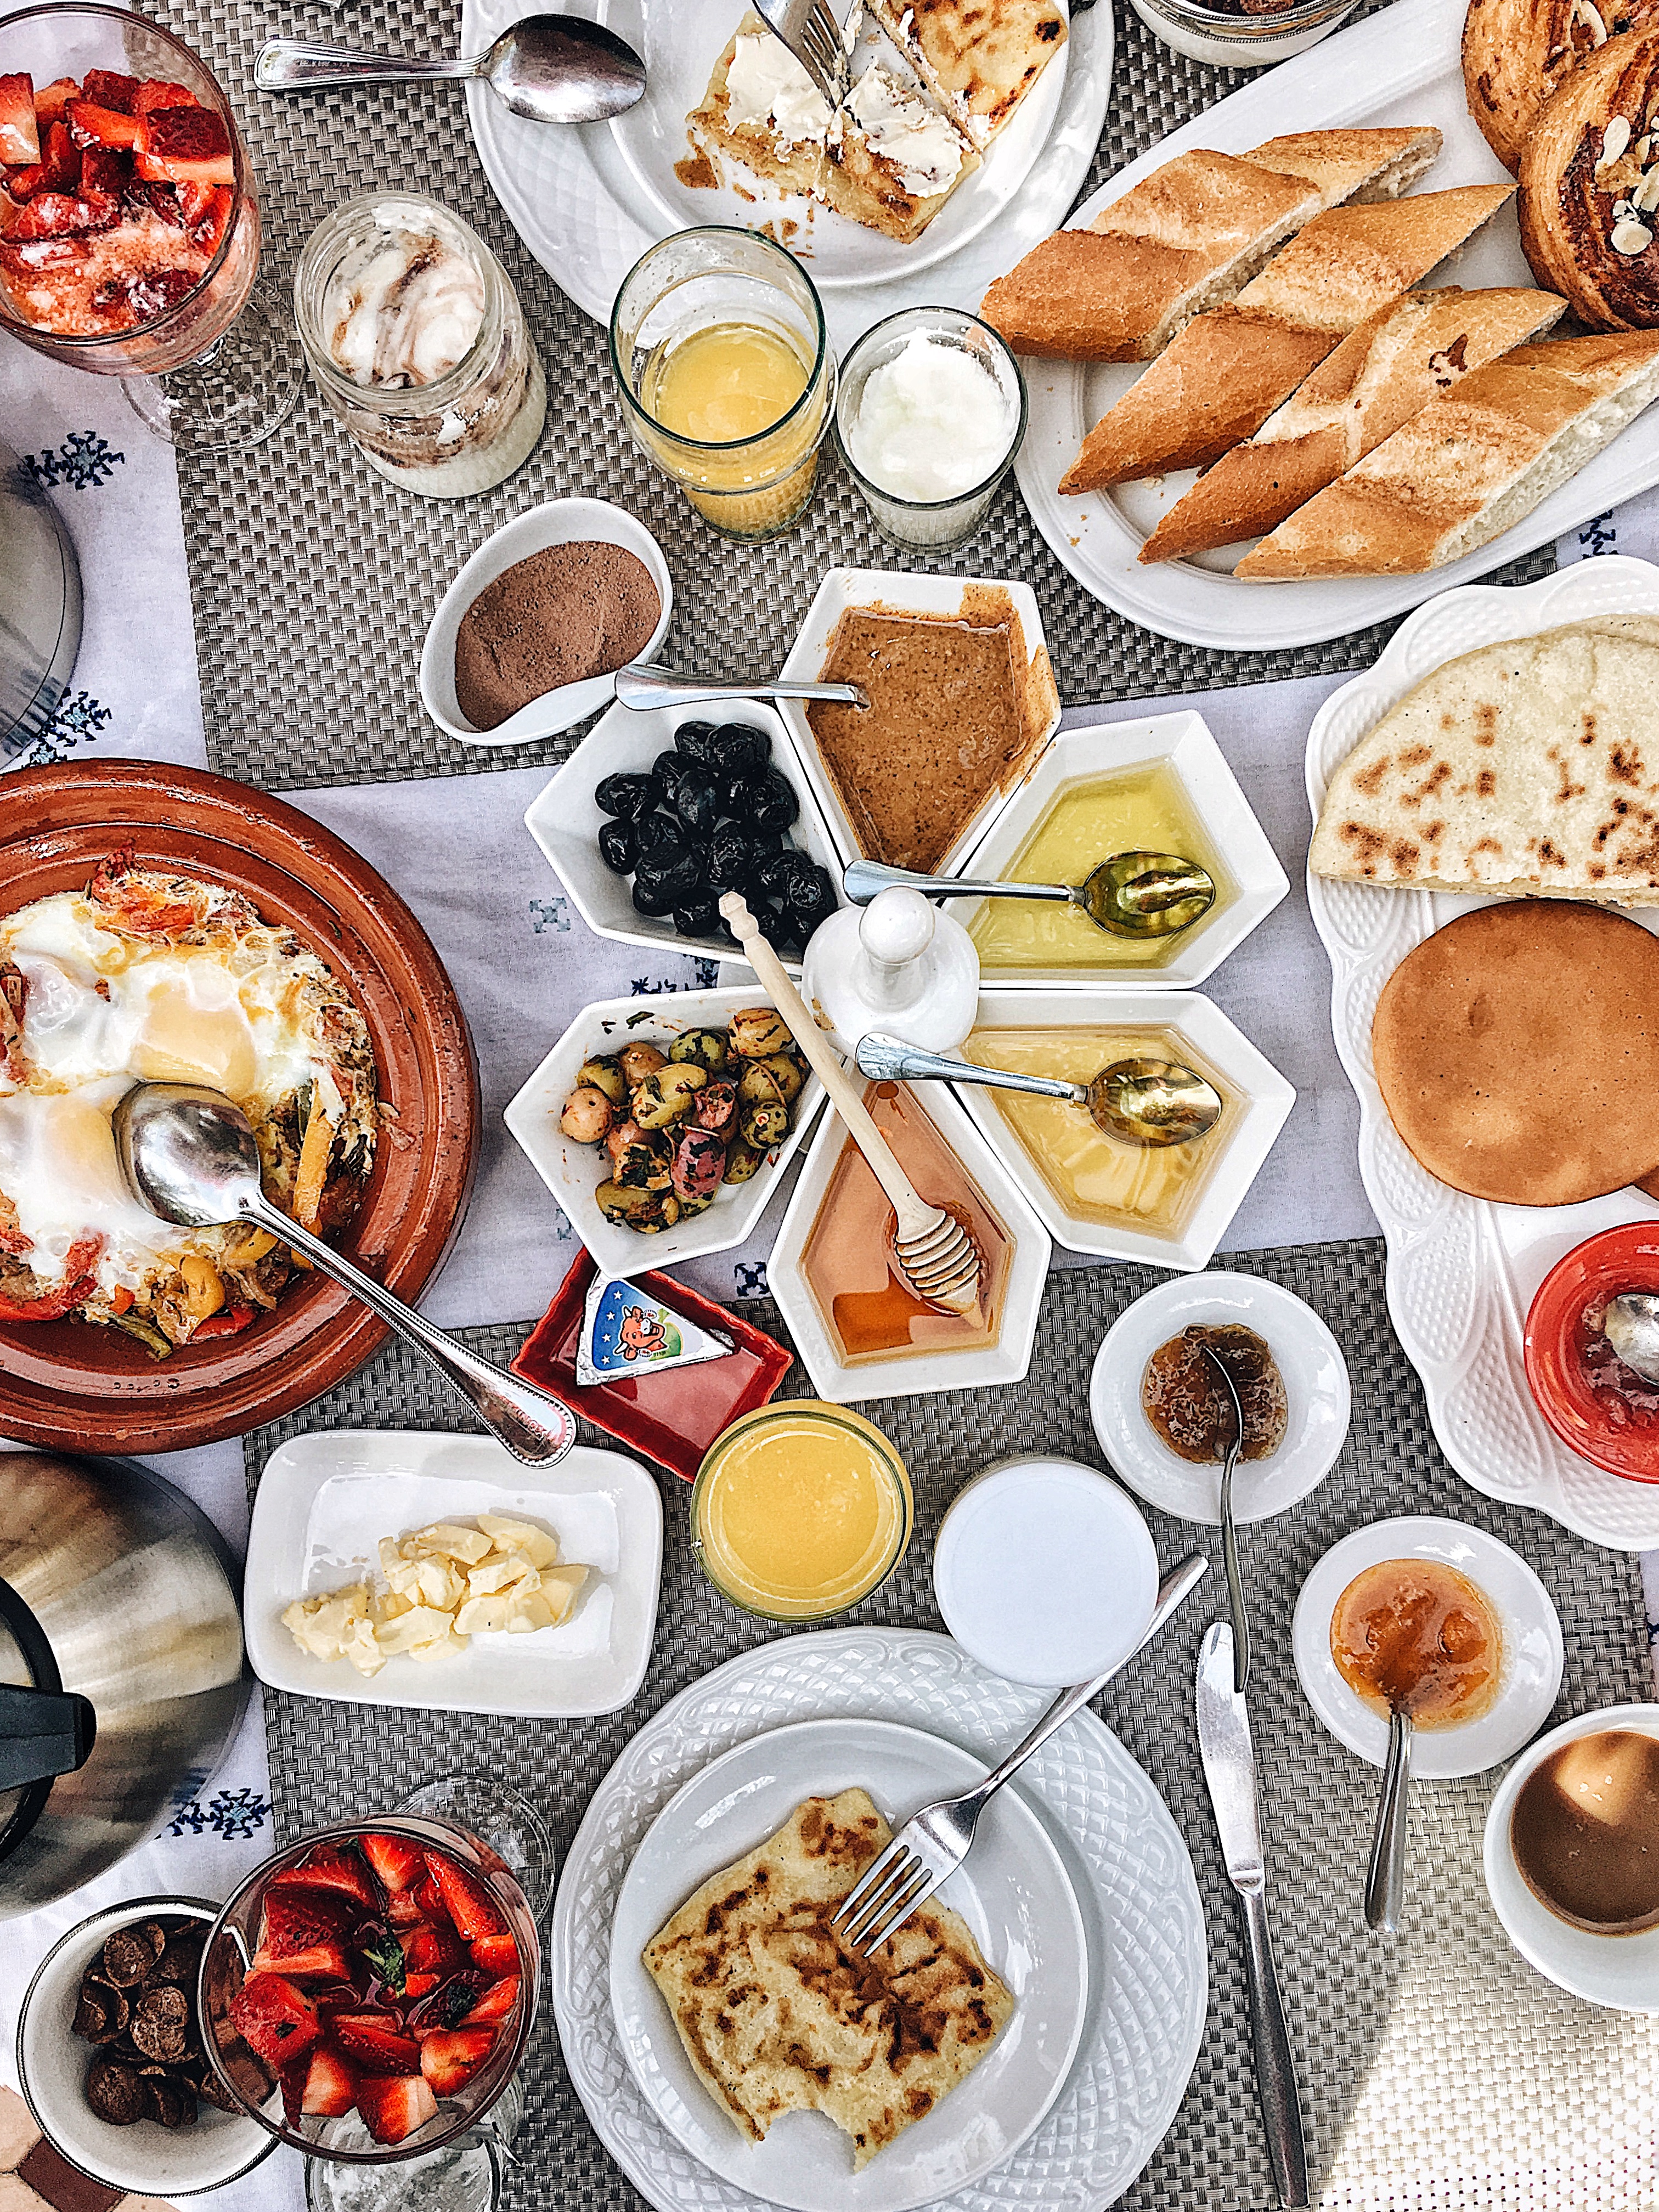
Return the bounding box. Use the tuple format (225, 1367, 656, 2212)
(835, 306, 1026, 555)
(294, 193, 545, 499)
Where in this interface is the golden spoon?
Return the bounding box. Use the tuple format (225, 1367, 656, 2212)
(844, 852, 1216, 941)
(855, 1035, 1222, 1148)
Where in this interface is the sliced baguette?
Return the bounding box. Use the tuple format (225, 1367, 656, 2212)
(1139, 285, 1565, 562)
(1237, 331, 1659, 578)
(1060, 183, 1516, 492)
(977, 126, 1442, 363)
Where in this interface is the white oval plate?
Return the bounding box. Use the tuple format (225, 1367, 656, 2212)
(551, 1625, 1208, 2212)
(458, 0, 1113, 353)
(609, 1717, 1087, 2212)
(1305, 553, 1659, 1549)
(1291, 1515, 1565, 1776)
(1090, 1272, 1351, 1526)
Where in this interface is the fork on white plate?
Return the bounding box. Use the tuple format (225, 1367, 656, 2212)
(753, 0, 853, 108)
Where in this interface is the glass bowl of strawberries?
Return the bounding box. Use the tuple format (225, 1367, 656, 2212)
(0, 3, 299, 447)
(198, 1818, 539, 2164)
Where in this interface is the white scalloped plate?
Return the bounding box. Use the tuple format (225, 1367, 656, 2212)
(1305, 554, 1659, 1551)
(551, 1626, 1207, 2212)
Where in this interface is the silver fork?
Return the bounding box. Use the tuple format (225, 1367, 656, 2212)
(753, 0, 853, 108)
(831, 1553, 1209, 1956)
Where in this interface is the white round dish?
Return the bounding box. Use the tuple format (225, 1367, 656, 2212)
(608, 1716, 1089, 2212)
(418, 497, 672, 747)
(552, 1624, 1208, 2212)
(458, 0, 1114, 354)
(933, 1456, 1157, 1686)
(16, 1898, 274, 2198)
(1292, 1516, 1565, 1776)
(1483, 1703, 1659, 2013)
(1090, 1272, 1350, 1526)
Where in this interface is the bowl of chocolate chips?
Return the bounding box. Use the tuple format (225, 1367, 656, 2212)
(16, 1897, 274, 2196)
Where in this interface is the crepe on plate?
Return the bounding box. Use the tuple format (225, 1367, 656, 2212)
(642, 1789, 1014, 2168)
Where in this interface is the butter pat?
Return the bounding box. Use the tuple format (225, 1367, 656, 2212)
(725, 30, 830, 147)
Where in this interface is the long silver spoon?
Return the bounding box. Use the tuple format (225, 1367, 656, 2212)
(1201, 1342, 1250, 1694)
(1365, 1703, 1413, 1936)
(1604, 1292, 1659, 1383)
(855, 1032, 1223, 1148)
(613, 664, 868, 713)
(256, 15, 647, 123)
(112, 1081, 578, 1465)
(844, 853, 1216, 941)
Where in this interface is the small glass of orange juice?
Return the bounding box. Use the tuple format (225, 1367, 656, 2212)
(608, 227, 834, 541)
(692, 1401, 912, 1621)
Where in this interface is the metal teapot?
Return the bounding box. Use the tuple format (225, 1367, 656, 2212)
(0, 1452, 247, 1919)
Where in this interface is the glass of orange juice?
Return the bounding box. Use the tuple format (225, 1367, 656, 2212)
(608, 228, 834, 541)
(692, 1401, 912, 1621)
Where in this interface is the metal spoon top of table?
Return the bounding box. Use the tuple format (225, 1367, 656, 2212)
(613, 664, 868, 714)
(844, 853, 1217, 941)
(1201, 1342, 1250, 1695)
(256, 14, 647, 124)
(1365, 1702, 1413, 1936)
(112, 1081, 579, 1466)
(1604, 1292, 1659, 1384)
(855, 1033, 1223, 1148)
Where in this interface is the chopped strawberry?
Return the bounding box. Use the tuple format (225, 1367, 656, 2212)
(387, 1887, 426, 1929)
(228, 1973, 320, 2073)
(82, 68, 139, 114)
(413, 1875, 447, 1922)
(402, 1972, 439, 2000)
(457, 1976, 520, 2029)
(271, 1841, 378, 1912)
(300, 2044, 358, 2118)
(250, 1939, 352, 1984)
(0, 75, 39, 167)
(279, 2057, 308, 2130)
(419, 2028, 495, 2097)
(400, 1921, 462, 1977)
(5, 188, 119, 239)
(425, 1853, 506, 1943)
(330, 2013, 422, 2072)
(77, 144, 126, 198)
(66, 100, 140, 151)
(362, 1833, 426, 1893)
(0, 234, 87, 274)
(407, 1971, 488, 2036)
(261, 1887, 351, 1959)
(3, 162, 43, 199)
(469, 1932, 518, 1977)
(133, 103, 231, 186)
(127, 177, 184, 227)
(33, 79, 79, 126)
(132, 77, 196, 116)
(356, 2072, 437, 2147)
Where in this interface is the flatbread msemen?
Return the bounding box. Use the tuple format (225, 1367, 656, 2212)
(1371, 901, 1659, 1205)
(643, 1789, 1014, 2169)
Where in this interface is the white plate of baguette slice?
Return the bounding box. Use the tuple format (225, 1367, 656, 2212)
(1304, 553, 1659, 1552)
(1007, 0, 1659, 650)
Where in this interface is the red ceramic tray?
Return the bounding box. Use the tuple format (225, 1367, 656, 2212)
(1525, 1222, 1659, 1483)
(512, 1252, 791, 1481)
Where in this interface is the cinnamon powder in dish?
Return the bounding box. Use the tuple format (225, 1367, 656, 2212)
(453, 540, 661, 729)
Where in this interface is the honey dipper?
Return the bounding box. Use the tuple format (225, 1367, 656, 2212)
(720, 893, 982, 1318)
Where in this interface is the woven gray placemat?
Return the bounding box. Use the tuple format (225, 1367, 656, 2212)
(246, 1236, 1657, 2211)
(149, 0, 1556, 791)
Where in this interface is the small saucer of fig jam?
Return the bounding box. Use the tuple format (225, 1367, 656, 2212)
(1526, 1224, 1659, 1482)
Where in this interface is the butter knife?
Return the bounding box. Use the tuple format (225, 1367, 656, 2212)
(1195, 1621, 1309, 2209)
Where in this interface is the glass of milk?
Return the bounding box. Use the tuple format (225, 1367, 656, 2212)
(835, 307, 1026, 555)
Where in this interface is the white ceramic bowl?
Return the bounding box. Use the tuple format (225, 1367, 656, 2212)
(776, 567, 1061, 874)
(1292, 1516, 1565, 1776)
(16, 1898, 274, 2197)
(955, 987, 1295, 1268)
(503, 985, 825, 1275)
(952, 712, 1289, 989)
(766, 1080, 1052, 1402)
(522, 697, 842, 975)
(419, 497, 672, 746)
(1483, 1703, 1659, 2012)
(1090, 1272, 1350, 1525)
(933, 1456, 1159, 1687)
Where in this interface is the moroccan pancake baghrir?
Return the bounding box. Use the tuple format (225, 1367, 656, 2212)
(642, 1788, 1014, 2168)
(1310, 616, 1659, 903)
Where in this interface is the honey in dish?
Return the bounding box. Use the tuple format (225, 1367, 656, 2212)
(1142, 1324, 1287, 1462)
(800, 1081, 1013, 1366)
(961, 1024, 1231, 1233)
(1510, 1729, 1659, 1933)
(1330, 1558, 1502, 1729)
(970, 765, 1227, 973)
(693, 1403, 912, 1621)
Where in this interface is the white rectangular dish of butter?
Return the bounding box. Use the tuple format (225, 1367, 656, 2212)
(245, 1430, 664, 1717)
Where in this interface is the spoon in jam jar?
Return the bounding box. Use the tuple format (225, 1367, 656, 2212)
(855, 1035, 1223, 1148)
(844, 852, 1217, 941)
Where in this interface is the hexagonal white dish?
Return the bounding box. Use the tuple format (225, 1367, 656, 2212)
(1483, 1702, 1659, 2012)
(776, 569, 1062, 876)
(523, 697, 841, 975)
(551, 1626, 1208, 2212)
(955, 987, 1295, 1268)
(952, 713, 1289, 988)
(1305, 552, 1659, 1550)
(766, 1080, 1052, 1402)
(504, 985, 826, 1274)
(419, 497, 672, 746)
